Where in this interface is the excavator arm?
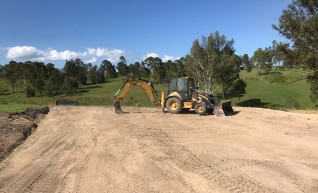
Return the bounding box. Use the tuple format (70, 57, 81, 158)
(113, 77, 161, 113)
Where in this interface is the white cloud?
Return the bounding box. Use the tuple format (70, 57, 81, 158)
(143, 52, 180, 62)
(84, 57, 97, 63)
(5, 46, 126, 63)
(162, 55, 180, 62)
(6, 46, 44, 59)
(143, 52, 160, 60)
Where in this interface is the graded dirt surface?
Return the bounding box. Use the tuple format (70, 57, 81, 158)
(0, 106, 317, 193)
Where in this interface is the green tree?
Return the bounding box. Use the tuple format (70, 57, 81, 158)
(97, 65, 106, 83)
(242, 54, 253, 72)
(62, 77, 78, 95)
(186, 31, 241, 98)
(29, 62, 48, 95)
(251, 48, 273, 74)
(143, 56, 164, 83)
(273, 0, 318, 102)
(307, 72, 318, 102)
(75, 59, 88, 85)
(175, 58, 186, 77)
(164, 60, 176, 81)
(228, 79, 247, 100)
(128, 62, 142, 79)
(140, 61, 151, 78)
(63, 59, 78, 78)
(45, 67, 63, 96)
(116, 56, 129, 77)
(272, 41, 298, 68)
(164, 59, 185, 81)
(88, 65, 98, 84)
(102, 60, 117, 79)
(63, 59, 87, 86)
(2, 61, 19, 93)
(116, 62, 128, 77)
(15, 61, 30, 96)
(217, 54, 242, 99)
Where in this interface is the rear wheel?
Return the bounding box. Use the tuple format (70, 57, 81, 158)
(194, 102, 207, 115)
(166, 97, 182, 114)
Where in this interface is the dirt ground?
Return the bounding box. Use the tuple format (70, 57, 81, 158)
(0, 107, 49, 162)
(0, 106, 317, 193)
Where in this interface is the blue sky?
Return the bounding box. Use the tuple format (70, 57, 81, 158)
(0, 0, 291, 68)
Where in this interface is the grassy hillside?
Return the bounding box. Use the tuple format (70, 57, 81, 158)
(232, 68, 314, 109)
(0, 68, 317, 112)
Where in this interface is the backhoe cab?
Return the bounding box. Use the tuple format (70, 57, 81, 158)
(113, 77, 233, 116)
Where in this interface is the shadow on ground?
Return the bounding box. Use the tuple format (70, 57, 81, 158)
(237, 98, 281, 108)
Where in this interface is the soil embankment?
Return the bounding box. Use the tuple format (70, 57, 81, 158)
(0, 107, 49, 162)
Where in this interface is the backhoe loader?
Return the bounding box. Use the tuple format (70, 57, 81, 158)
(113, 76, 233, 116)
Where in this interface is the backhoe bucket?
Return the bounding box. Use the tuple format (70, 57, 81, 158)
(114, 101, 124, 114)
(213, 100, 233, 117)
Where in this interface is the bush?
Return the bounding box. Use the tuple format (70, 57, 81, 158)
(62, 77, 78, 95)
(264, 73, 285, 83)
(26, 87, 35, 97)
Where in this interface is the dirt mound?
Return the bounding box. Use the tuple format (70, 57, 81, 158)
(0, 107, 49, 162)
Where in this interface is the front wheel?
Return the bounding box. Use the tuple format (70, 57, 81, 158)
(166, 97, 182, 114)
(194, 102, 207, 115)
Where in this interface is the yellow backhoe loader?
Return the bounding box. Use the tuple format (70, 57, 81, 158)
(113, 76, 233, 116)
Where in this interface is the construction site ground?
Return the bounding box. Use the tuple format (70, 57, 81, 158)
(0, 106, 317, 193)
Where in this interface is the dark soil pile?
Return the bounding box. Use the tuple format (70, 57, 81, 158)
(0, 107, 49, 162)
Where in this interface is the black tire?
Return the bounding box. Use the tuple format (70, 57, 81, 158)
(194, 102, 207, 115)
(166, 97, 182, 114)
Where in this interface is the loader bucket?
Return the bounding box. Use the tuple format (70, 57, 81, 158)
(114, 101, 124, 114)
(213, 100, 233, 117)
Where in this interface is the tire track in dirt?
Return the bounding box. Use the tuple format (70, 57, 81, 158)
(0, 106, 317, 193)
(122, 112, 273, 192)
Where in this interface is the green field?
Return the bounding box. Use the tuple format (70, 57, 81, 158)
(0, 68, 317, 112)
(232, 68, 314, 109)
(0, 78, 167, 112)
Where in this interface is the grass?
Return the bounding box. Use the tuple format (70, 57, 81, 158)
(232, 68, 315, 109)
(0, 68, 317, 112)
(0, 104, 42, 113)
(0, 77, 168, 112)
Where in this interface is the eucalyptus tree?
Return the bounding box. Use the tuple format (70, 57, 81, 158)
(102, 60, 117, 79)
(251, 48, 273, 74)
(116, 56, 129, 77)
(273, 0, 318, 102)
(186, 31, 243, 99)
(143, 56, 164, 83)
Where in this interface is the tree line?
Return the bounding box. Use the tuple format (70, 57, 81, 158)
(0, 56, 188, 97)
(0, 59, 111, 97)
(0, 0, 317, 103)
(0, 44, 245, 100)
(0, 29, 313, 101)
